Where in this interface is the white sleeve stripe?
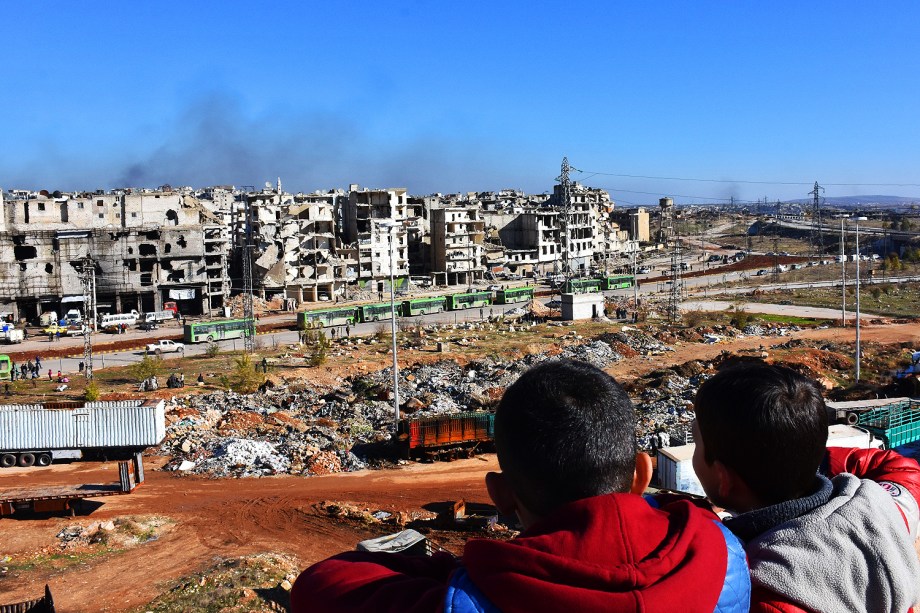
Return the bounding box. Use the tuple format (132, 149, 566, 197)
(878, 480, 920, 538)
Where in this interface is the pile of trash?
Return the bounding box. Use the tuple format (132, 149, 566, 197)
(158, 320, 797, 476)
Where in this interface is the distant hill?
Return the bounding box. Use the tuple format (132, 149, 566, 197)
(786, 195, 920, 207)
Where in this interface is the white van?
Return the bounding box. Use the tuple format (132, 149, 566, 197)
(99, 310, 140, 331)
(65, 309, 83, 323)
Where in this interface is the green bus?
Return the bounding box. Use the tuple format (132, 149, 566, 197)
(562, 278, 603, 294)
(447, 291, 492, 311)
(359, 302, 398, 323)
(184, 318, 254, 343)
(602, 275, 635, 290)
(0, 355, 10, 381)
(298, 306, 359, 329)
(402, 296, 447, 316)
(496, 286, 535, 304)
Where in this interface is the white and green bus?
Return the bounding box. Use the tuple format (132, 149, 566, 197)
(359, 302, 398, 323)
(496, 286, 535, 304)
(297, 306, 359, 329)
(183, 318, 254, 343)
(402, 296, 447, 316)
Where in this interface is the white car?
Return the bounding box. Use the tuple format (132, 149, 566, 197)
(145, 339, 185, 355)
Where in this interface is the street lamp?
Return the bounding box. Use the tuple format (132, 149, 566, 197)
(379, 220, 403, 432)
(854, 216, 867, 381)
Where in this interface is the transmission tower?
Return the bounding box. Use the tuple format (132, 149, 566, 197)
(240, 190, 255, 352)
(667, 237, 682, 323)
(81, 255, 95, 380)
(555, 157, 573, 283)
(809, 181, 824, 255)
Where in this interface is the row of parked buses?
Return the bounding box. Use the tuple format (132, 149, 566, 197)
(561, 274, 635, 294)
(298, 286, 538, 329)
(178, 276, 635, 343)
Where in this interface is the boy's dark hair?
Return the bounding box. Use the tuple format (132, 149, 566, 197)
(694, 362, 828, 506)
(495, 359, 637, 517)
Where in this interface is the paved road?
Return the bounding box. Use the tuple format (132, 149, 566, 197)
(680, 300, 879, 320)
(9, 302, 529, 377)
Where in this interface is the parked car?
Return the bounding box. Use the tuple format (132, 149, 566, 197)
(138, 321, 160, 331)
(487, 284, 502, 292)
(145, 339, 185, 355)
(756, 269, 767, 276)
(638, 267, 652, 274)
(546, 299, 562, 309)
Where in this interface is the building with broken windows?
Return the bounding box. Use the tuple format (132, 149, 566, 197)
(0, 189, 229, 321)
(430, 206, 485, 285)
(341, 187, 410, 293)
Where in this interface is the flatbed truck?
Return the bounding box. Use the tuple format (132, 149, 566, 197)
(0, 452, 145, 517)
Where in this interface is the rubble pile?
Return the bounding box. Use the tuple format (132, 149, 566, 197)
(226, 294, 285, 317)
(156, 318, 834, 476)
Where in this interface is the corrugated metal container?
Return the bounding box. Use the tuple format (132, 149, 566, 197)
(657, 444, 705, 496)
(827, 424, 880, 449)
(0, 400, 165, 451)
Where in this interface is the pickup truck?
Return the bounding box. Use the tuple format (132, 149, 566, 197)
(43, 323, 86, 336)
(145, 339, 185, 355)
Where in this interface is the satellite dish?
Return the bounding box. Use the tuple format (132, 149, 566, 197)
(265, 181, 272, 189)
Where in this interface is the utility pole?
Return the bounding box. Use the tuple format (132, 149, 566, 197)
(855, 216, 867, 381)
(240, 190, 255, 352)
(840, 216, 847, 326)
(809, 181, 824, 255)
(81, 255, 95, 380)
(667, 238, 682, 323)
(772, 236, 780, 283)
(556, 157, 573, 287)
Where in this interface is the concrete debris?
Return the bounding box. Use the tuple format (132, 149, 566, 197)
(155, 318, 813, 477)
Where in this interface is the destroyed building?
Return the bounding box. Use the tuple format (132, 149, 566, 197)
(430, 206, 485, 286)
(341, 187, 410, 293)
(0, 189, 230, 320)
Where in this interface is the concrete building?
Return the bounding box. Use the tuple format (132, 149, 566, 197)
(0, 189, 230, 321)
(430, 206, 485, 285)
(629, 207, 651, 242)
(342, 187, 410, 291)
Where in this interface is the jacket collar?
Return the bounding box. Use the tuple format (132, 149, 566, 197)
(723, 474, 833, 543)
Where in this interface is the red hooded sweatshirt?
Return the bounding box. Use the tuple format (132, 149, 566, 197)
(292, 492, 746, 612)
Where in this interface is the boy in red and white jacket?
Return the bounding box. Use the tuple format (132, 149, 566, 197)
(692, 362, 920, 612)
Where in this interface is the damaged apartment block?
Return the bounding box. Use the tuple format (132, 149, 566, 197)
(0, 189, 230, 321)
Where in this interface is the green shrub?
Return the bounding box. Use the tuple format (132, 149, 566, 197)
(83, 380, 100, 401)
(205, 342, 220, 358)
(130, 355, 164, 383)
(228, 354, 265, 394)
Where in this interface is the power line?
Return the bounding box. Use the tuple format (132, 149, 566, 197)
(572, 167, 920, 188)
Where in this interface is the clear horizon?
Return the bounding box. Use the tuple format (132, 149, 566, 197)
(3, 2, 920, 206)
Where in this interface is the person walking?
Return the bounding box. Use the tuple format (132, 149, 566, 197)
(48, 369, 52, 381)
(35, 355, 41, 370)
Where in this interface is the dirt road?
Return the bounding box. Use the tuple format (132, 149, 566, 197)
(0, 456, 497, 612)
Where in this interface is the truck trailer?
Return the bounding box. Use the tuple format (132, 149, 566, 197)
(0, 399, 166, 468)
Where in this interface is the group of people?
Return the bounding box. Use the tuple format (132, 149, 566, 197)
(10, 356, 43, 382)
(292, 359, 920, 612)
(166, 372, 185, 388)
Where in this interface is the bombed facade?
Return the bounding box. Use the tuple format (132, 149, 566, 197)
(0, 189, 229, 321)
(1, 180, 641, 320)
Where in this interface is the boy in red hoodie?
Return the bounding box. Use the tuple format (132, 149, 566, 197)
(692, 362, 920, 612)
(292, 359, 750, 612)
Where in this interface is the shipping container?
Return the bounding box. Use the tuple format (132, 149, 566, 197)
(656, 444, 705, 496)
(0, 400, 165, 453)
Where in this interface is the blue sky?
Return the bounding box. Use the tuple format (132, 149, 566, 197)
(3, 2, 919, 204)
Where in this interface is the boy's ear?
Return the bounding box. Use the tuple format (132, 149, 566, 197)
(485, 471, 518, 516)
(631, 452, 654, 494)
